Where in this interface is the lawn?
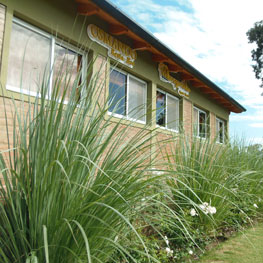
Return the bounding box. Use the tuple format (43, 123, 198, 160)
(198, 223, 263, 263)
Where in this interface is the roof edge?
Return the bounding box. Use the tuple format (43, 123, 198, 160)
(91, 0, 246, 113)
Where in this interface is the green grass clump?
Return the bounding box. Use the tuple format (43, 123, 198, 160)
(1, 54, 263, 263)
(0, 59, 188, 263)
(148, 135, 263, 261)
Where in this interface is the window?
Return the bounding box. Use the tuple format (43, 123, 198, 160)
(7, 18, 85, 100)
(108, 68, 147, 123)
(156, 89, 180, 131)
(216, 118, 225, 143)
(193, 107, 208, 138)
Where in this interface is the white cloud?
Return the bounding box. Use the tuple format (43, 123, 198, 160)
(152, 0, 263, 106)
(249, 123, 263, 128)
(230, 109, 263, 122)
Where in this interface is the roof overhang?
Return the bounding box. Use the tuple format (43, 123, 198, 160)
(75, 0, 246, 113)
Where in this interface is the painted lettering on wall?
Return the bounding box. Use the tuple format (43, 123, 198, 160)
(87, 24, 137, 68)
(158, 63, 190, 98)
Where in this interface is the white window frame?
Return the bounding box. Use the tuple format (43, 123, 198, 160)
(108, 67, 147, 124)
(6, 18, 87, 101)
(156, 88, 180, 132)
(193, 106, 208, 139)
(216, 117, 225, 144)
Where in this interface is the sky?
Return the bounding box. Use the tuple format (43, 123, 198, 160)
(110, 0, 263, 144)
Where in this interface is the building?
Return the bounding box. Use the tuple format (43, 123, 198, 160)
(0, 0, 245, 154)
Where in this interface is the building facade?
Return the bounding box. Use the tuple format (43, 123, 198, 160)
(0, 0, 245, 154)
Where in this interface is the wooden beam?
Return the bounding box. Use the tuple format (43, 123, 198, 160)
(109, 24, 128, 35)
(181, 74, 195, 81)
(199, 87, 212, 93)
(221, 102, 231, 106)
(133, 41, 151, 51)
(210, 95, 223, 100)
(152, 54, 169, 63)
(77, 3, 100, 16)
(190, 80, 204, 87)
(168, 64, 184, 72)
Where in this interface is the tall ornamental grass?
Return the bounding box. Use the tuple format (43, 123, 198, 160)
(1, 51, 263, 263)
(153, 134, 263, 260)
(0, 57, 193, 263)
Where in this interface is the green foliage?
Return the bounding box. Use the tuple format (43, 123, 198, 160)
(147, 135, 263, 262)
(247, 20, 263, 88)
(1, 52, 263, 262)
(0, 58, 181, 262)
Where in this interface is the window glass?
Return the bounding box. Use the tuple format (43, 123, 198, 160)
(167, 95, 179, 131)
(53, 44, 82, 100)
(156, 90, 179, 131)
(193, 107, 207, 138)
(193, 108, 198, 136)
(108, 68, 147, 123)
(7, 19, 84, 100)
(199, 111, 206, 138)
(128, 76, 146, 122)
(108, 69, 126, 116)
(7, 22, 51, 93)
(156, 91, 166, 127)
(216, 118, 225, 143)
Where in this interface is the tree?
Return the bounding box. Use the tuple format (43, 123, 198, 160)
(247, 20, 263, 88)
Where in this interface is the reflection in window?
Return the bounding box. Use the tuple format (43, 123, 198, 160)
(156, 91, 166, 127)
(108, 68, 147, 123)
(128, 76, 146, 122)
(216, 118, 225, 143)
(108, 69, 126, 116)
(7, 21, 51, 93)
(193, 107, 207, 138)
(7, 18, 84, 100)
(156, 90, 179, 131)
(53, 44, 82, 100)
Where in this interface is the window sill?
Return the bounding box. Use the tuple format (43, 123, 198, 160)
(6, 85, 40, 98)
(156, 125, 179, 134)
(107, 111, 147, 127)
(6, 85, 72, 105)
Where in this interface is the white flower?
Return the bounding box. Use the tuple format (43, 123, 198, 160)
(165, 247, 174, 256)
(199, 202, 208, 210)
(189, 249, 193, 255)
(199, 202, 216, 215)
(164, 235, 169, 246)
(199, 204, 209, 214)
(141, 198, 146, 202)
(190, 208, 197, 216)
(253, 203, 258, 208)
(208, 206, 217, 215)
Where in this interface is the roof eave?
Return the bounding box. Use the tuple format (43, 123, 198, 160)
(90, 0, 246, 113)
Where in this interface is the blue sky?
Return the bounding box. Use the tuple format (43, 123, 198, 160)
(111, 0, 263, 144)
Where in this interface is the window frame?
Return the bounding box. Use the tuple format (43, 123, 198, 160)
(216, 117, 225, 144)
(6, 17, 87, 101)
(108, 67, 147, 124)
(193, 106, 208, 139)
(156, 88, 180, 132)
